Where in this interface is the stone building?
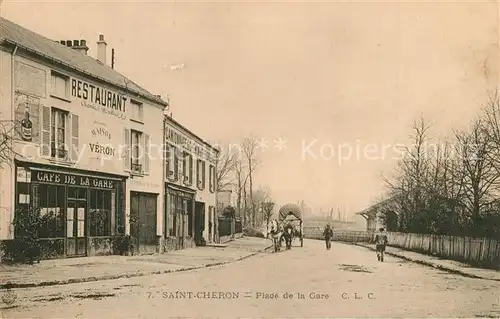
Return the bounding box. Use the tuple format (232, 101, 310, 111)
(0, 17, 217, 258)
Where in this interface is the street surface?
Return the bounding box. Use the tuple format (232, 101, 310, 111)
(3, 240, 500, 318)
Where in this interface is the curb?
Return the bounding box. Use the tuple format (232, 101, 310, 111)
(354, 243, 500, 282)
(0, 245, 273, 290)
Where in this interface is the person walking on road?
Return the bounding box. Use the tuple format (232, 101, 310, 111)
(323, 224, 333, 250)
(374, 227, 388, 262)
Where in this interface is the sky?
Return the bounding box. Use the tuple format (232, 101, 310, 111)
(2, 1, 499, 217)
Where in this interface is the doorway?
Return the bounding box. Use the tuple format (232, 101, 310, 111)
(130, 192, 158, 254)
(194, 202, 205, 245)
(66, 200, 87, 257)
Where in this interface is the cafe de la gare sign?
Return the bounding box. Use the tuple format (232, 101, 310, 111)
(31, 170, 117, 189)
(71, 78, 127, 120)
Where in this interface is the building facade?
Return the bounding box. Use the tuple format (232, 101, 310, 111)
(163, 117, 218, 248)
(0, 17, 184, 258)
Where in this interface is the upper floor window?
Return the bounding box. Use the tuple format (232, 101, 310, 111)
(130, 99, 143, 122)
(209, 165, 215, 193)
(50, 108, 68, 159)
(50, 71, 69, 99)
(182, 152, 193, 185)
(197, 159, 206, 190)
(131, 129, 142, 173)
(124, 128, 149, 175)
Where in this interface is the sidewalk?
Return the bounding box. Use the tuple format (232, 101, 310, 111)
(356, 243, 500, 281)
(0, 237, 271, 290)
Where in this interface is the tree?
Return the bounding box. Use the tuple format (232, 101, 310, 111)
(214, 144, 237, 192)
(234, 151, 249, 224)
(455, 118, 500, 228)
(0, 119, 19, 168)
(252, 186, 272, 226)
(261, 201, 275, 238)
(241, 137, 260, 227)
(382, 117, 432, 232)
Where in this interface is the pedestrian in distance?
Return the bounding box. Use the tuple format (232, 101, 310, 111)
(323, 224, 333, 250)
(374, 227, 388, 262)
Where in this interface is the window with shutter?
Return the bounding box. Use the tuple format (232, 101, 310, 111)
(143, 133, 150, 174)
(173, 147, 179, 181)
(50, 108, 69, 160)
(202, 161, 206, 189)
(189, 155, 193, 185)
(123, 128, 131, 171)
(130, 130, 142, 173)
(70, 114, 79, 162)
(209, 165, 215, 193)
(40, 106, 51, 157)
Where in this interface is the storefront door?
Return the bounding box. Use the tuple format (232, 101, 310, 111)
(66, 200, 87, 256)
(130, 192, 157, 254)
(194, 202, 205, 245)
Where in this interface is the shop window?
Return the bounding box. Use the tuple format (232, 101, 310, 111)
(168, 194, 188, 237)
(68, 186, 87, 199)
(34, 184, 65, 238)
(169, 194, 176, 236)
(89, 189, 113, 236)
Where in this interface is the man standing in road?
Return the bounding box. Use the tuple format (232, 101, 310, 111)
(374, 228, 388, 262)
(323, 224, 333, 250)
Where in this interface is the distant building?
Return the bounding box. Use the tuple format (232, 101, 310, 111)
(217, 188, 235, 209)
(355, 199, 394, 231)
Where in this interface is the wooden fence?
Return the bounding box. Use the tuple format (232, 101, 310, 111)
(303, 226, 500, 270)
(303, 227, 373, 242)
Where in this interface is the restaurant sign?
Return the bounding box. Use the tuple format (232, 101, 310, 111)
(31, 170, 118, 189)
(71, 78, 127, 120)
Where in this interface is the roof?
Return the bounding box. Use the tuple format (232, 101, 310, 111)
(356, 197, 395, 216)
(0, 17, 168, 106)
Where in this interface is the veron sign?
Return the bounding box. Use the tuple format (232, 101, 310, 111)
(71, 78, 128, 119)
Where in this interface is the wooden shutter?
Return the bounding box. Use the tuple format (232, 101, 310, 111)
(123, 128, 130, 171)
(173, 148, 179, 180)
(40, 106, 51, 157)
(189, 155, 193, 184)
(143, 133, 150, 174)
(70, 114, 79, 162)
(202, 161, 206, 189)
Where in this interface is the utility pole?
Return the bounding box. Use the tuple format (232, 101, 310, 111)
(111, 48, 115, 69)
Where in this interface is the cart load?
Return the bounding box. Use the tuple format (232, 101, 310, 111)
(278, 203, 304, 247)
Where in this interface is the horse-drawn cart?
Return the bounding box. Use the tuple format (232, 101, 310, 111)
(278, 203, 304, 248)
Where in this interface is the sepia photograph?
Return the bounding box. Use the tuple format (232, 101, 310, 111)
(0, 0, 499, 318)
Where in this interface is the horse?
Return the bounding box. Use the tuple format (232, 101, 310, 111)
(268, 220, 283, 252)
(282, 223, 294, 250)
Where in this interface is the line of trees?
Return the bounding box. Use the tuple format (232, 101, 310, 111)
(381, 94, 500, 239)
(215, 137, 275, 229)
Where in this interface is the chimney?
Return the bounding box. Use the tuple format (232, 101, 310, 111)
(97, 34, 107, 65)
(59, 39, 89, 55)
